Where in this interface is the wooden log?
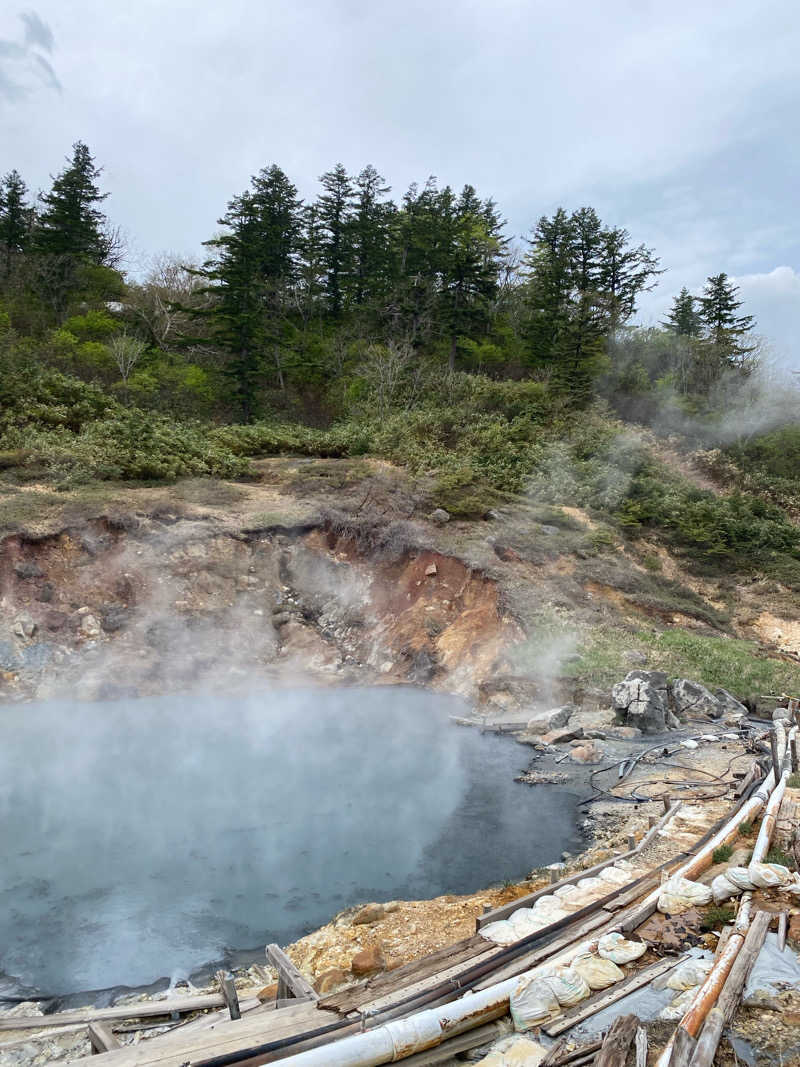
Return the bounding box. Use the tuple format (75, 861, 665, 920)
(544, 956, 685, 1037)
(0, 993, 234, 1031)
(636, 1026, 648, 1067)
(778, 911, 788, 952)
(596, 1014, 638, 1067)
(670, 1025, 697, 1066)
(688, 909, 771, 1067)
(216, 970, 241, 1021)
(88, 1022, 121, 1053)
(791, 738, 798, 774)
(713, 925, 733, 960)
(543, 1039, 603, 1066)
(266, 944, 319, 1002)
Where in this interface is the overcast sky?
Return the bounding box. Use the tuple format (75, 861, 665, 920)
(1, 0, 799, 366)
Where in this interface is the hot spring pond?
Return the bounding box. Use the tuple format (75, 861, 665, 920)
(0, 687, 583, 998)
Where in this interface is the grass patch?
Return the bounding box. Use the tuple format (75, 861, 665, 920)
(766, 846, 793, 868)
(739, 820, 754, 836)
(712, 844, 733, 864)
(701, 905, 735, 931)
(788, 774, 800, 788)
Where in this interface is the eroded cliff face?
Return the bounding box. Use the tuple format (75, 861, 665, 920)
(0, 515, 524, 706)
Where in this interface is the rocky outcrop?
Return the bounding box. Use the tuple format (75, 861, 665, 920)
(612, 671, 749, 732)
(525, 705, 574, 735)
(612, 670, 671, 733)
(672, 678, 723, 719)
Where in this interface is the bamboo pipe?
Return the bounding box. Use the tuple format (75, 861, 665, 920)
(688, 909, 771, 1067)
(654, 895, 754, 1067)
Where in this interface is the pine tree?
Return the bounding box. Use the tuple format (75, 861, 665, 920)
(663, 286, 703, 337)
(34, 142, 110, 262)
(698, 273, 756, 366)
(317, 164, 354, 317)
(523, 208, 575, 364)
(350, 165, 393, 307)
(197, 165, 302, 416)
(0, 170, 32, 274)
(599, 227, 662, 330)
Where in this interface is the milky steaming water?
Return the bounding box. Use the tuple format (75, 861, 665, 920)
(0, 687, 582, 998)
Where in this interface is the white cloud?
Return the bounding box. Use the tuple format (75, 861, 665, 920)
(732, 267, 800, 370)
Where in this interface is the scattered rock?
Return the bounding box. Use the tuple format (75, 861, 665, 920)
(13, 561, 44, 580)
(602, 725, 642, 740)
(42, 609, 67, 632)
(714, 688, 747, 721)
(80, 614, 102, 638)
(352, 903, 385, 926)
(36, 581, 55, 603)
(672, 678, 723, 719)
(525, 705, 574, 734)
(425, 562, 438, 577)
(540, 726, 584, 745)
(272, 611, 292, 627)
(569, 740, 604, 764)
(430, 508, 450, 525)
(313, 968, 350, 994)
(256, 982, 278, 1002)
(612, 670, 669, 733)
(637, 907, 705, 952)
(12, 613, 36, 639)
(350, 944, 385, 976)
(569, 708, 616, 734)
(100, 605, 130, 633)
(515, 769, 569, 785)
(540, 525, 559, 536)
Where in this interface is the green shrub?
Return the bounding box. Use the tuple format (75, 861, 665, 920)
(739, 820, 754, 836)
(766, 846, 793, 868)
(701, 905, 735, 931)
(712, 844, 733, 864)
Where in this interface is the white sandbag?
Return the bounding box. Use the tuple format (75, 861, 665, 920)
(660, 987, 699, 1020)
(711, 873, 742, 904)
(531, 898, 570, 923)
(507, 908, 547, 937)
(510, 975, 560, 1030)
(725, 867, 756, 891)
(749, 862, 792, 889)
(680, 738, 699, 749)
(553, 884, 580, 899)
(597, 932, 647, 964)
(576, 876, 606, 894)
(570, 952, 625, 990)
(479, 920, 518, 945)
(540, 967, 591, 1007)
(657, 876, 713, 914)
(666, 957, 714, 991)
(598, 866, 632, 886)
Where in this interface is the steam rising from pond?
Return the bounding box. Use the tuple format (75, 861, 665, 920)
(0, 686, 582, 997)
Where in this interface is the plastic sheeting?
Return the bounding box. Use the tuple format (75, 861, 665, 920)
(510, 976, 560, 1030)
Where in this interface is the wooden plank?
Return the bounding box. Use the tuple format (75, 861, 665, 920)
(670, 1025, 697, 1066)
(68, 999, 326, 1067)
(216, 970, 241, 1021)
(357, 946, 500, 1014)
(635, 1026, 648, 1067)
(544, 955, 685, 1037)
(319, 935, 489, 1013)
(0, 993, 235, 1032)
(595, 1013, 638, 1067)
(266, 944, 319, 1002)
(778, 911, 788, 952)
(89, 1023, 121, 1053)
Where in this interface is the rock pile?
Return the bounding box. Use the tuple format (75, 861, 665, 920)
(612, 670, 747, 733)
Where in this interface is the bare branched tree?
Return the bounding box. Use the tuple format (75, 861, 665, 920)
(109, 333, 146, 382)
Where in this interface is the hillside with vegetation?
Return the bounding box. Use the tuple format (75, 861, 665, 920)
(1, 142, 799, 701)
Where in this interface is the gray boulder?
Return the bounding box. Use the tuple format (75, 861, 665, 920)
(672, 678, 722, 719)
(612, 671, 669, 733)
(526, 705, 574, 735)
(430, 508, 450, 525)
(714, 688, 748, 722)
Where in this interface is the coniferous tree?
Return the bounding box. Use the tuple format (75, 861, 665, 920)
(599, 227, 662, 330)
(197, 165, 302, 416)
(317, 164, 354, 317)
(663, 286, 703, 337)
(0, 170, 32, 274)
(698, 273, 756, 366)
(34, 142, 110, 262)
(350, 165, 393, 307)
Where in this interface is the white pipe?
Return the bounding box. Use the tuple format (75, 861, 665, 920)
(283, 936, 600, 1067)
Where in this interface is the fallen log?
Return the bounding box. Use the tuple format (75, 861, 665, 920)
(595, 1014, 638, 1067)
